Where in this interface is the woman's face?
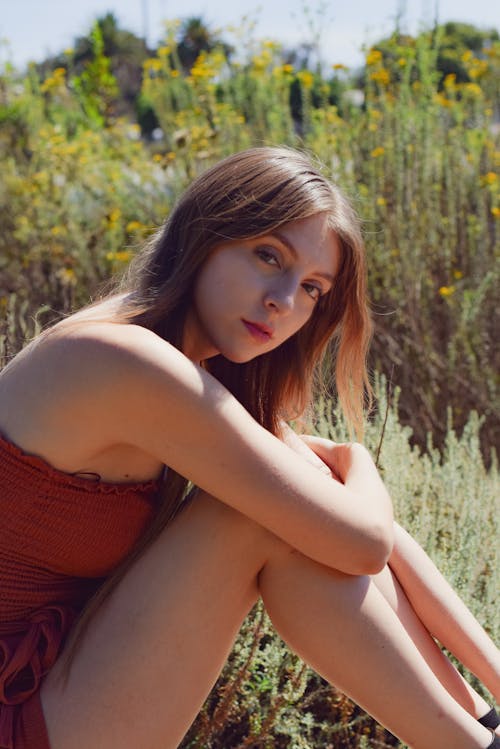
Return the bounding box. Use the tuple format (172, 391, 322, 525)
(183, 212, 341, 363)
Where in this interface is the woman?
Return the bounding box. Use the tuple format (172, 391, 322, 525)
(0, 146, 498, 749)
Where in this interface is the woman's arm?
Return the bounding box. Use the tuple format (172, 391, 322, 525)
(291, 429, 500, 703)
(389, 523, 500, 703)
(40, 325, 393, 575)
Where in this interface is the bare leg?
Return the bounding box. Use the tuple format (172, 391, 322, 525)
(42, 493, 494, 749)
(372, 564, 493, 719)
(259, 548, 493, 749)
(389, 523, 500, 706)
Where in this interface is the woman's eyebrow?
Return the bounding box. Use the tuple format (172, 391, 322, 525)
(271, 231, 336, 285)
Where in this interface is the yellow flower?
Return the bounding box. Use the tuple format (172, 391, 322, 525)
(57, 268, 77, 286)
(106, 250, 133, 263)
(469, 60, 488, 79)
(366, 49, 382, 66)
(368, 122, 378, 132)
(434, 93, 452, 108)
(376, 196, 386, 206)
(126, 221, 145, 232)
(481, 172, 497, 186)
(439, 285, 455, 297)
(108, 208, 122, 224)
(444, 73, 456, 88)
(297, 70, 314, 88)
(170, 69, 180, 78)
(40, 67, 66, 93)
(157, 46, 171, 58)
(370, 68, 390, 86)
(463, 83, 482, 97)
(144, 58, 163, 73)
(371, 146, 385, 158)
(397, 58, 407, 67)
(453, 270, 463, 280)
(332, 63, 347, 71)
(491, 206, 500, 218)
(461, 50, 473, 62)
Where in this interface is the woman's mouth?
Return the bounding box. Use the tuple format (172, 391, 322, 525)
(242, 319, 273, 342)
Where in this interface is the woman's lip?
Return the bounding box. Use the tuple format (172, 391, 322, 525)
(242, 319, 273, 341)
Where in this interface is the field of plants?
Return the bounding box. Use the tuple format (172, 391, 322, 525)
(0, 16, 499, 748)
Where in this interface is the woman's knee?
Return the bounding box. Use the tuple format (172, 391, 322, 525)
(182, 488, 291, 565)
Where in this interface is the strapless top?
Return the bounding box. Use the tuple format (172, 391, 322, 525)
(0, 433, 160, 746)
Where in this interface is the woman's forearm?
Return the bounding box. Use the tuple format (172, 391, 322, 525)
(389, 522, 500, 702)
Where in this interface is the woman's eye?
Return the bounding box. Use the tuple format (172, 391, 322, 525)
(256, 248, 280, 266)
(302, 283, 322, 301)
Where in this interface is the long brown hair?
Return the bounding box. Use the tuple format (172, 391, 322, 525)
(61, 146, 372, 672)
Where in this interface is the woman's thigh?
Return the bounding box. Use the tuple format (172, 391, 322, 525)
(41, 492, 285, 749)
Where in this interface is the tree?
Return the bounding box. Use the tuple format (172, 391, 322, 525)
(176, 16, 233, 72)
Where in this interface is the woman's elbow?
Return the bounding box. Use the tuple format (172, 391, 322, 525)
(360, 522, 394, 574)
(343, 522, 394, 576)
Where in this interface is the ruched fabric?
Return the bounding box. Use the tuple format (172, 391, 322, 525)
(0, 433, 160, 748)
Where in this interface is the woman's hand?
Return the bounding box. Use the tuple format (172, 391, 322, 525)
(297, 436, 390, 506)
(299, 436, 367, 484)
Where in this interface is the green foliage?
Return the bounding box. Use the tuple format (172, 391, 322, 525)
(71, 23, 120, 125)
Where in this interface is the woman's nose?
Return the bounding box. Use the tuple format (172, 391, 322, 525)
(264, 281, 296, 314)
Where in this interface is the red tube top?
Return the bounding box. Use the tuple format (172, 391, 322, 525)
(0, 433, 159, 747)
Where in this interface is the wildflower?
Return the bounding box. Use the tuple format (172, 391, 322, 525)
(439, 285, 455, 297)
(368, 123, 378, 132)
(332, 63, 347, 71)
(106, 250, 133, 263)
(434, 93, 452, 108)
(126, 221, 145, 232)
(453, 270, 463, 280)
(297, 70, 314, 88)
(366, 49, 382, 66)
(397, 58, 407, 67)
(144, 58, 163, 73)
(491, 206, 500, 218)
(376, 197, 386, 206)
(56, 268, 77, 286)
(461, 50, 473, 62)
(108, 208, 122, 224)
(170, 69, 180, 78)
(371, 146, 385, 158)
(469, 60, 488, 79)
(40, 67, 66, 93)
(444, 73, 456, 89)
(157, 46, 171, 58)
(481, 172, 498, 187)
(463, 83, 482, 97)
(370, 68, 390, 86)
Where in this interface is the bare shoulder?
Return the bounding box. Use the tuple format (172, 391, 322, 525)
(0, 321, 231, 466)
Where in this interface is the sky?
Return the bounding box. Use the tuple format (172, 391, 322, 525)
(1, 0, 499, 71)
